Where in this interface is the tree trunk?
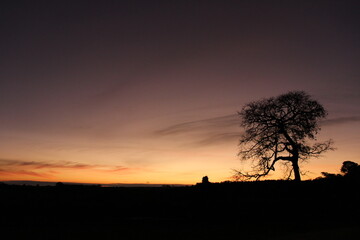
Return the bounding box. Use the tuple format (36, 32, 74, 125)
(292, 159, 301, 181)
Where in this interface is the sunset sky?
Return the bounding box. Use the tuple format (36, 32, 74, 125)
(0, 0, 359, 184)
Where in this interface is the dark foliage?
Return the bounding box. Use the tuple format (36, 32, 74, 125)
(321, 161, 360, 181)
(341, 161, 360, 178)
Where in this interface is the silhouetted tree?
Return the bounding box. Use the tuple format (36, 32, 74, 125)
(235, 91, 333, 181)
(317, 161, 360, 181)
(341, 161, 360, 179)
(341, 161, 358, 174)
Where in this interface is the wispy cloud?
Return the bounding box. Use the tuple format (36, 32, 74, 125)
(0, 159, 131, 178)
(156, 114, 239, 135)
(0, 168, 52, 178)
(322, 116, 360, 126)
(156, 114, 360, 147)
(0, 159, 103, 170)
(195, 133, 242, 146)
(155, 114, 241, 147)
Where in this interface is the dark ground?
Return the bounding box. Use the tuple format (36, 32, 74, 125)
(1, 180, 359, 240)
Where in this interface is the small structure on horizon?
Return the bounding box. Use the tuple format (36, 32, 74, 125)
(195, 176, 212, 186)
(202, 176, 210, 184)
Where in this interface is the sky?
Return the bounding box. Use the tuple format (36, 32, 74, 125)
(0, 0, 359, 184)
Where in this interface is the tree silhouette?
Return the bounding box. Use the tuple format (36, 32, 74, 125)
(235, 91, 333, 181)
(341, 161, 360, 179)
(341, 161, 358, 174)
(319, 161, 360, 181)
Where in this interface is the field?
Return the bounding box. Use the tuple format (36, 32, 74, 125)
(1, 180, 359, 240)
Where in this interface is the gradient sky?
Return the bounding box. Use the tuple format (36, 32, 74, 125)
(1, 0, 359, 184)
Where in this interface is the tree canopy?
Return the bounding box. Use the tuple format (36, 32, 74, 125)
(341, 161, 360, 179)
(235, 91, 333, 181)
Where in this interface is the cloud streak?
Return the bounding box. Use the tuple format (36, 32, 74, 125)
(0, 168, 52, 178)
(155, 114, 360, 147)
(195, 133, 242, 146)
(321, 116, 360, 126)
(156, 114, 239, 136)
(0, 159, 131, 179)
(155, 114, 241, 147)
(0, 159, 96, 170)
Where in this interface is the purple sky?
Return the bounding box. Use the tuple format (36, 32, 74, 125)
(0, 0, 359, 183)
